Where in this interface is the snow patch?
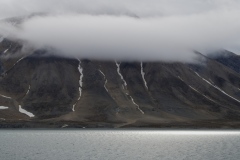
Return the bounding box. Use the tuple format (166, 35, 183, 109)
(62, 124, 68, 128)
(209, 79, 214, 84)
(126, 93, 144, 114)
(3, 49, 9, 54)
(16, 57, 25, 64)
(178, 76, 184, 81)
(26, 85, 31, 95)
(11, 56, 25, 68)
(99, 69, 108, 92)
(0, 106, 8, 109)
(2, 43, 11, 54)
(0, 94, 12, 99)
(78, 60, 84, 88)
(19, 105, 35, 118)
(130, 96, 145, 114)
(177, 74, 216, 103)
(116, 61, 127, 89)
(116, 62, 144, 114)
(72, 59, 84, 112)
(141, 62, 148, 90)
(194, 72, 240, 103)
(189, 85, 216, 103)
(189, 85, 197, 92)
(72, 103, 77, 112)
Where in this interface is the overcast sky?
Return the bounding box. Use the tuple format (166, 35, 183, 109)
(0, 0, 240, 62)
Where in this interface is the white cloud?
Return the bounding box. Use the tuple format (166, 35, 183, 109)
(0, 0, 240, 61)
(1, 0, 240, 19)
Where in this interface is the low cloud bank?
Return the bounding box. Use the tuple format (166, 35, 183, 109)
(0, 0, 240, 62)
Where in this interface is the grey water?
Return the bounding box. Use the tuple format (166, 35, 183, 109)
(0, 130, 240, 160)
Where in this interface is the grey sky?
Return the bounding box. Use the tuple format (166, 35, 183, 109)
(0, 0, 239, 19)
(0, 0, 240, 61)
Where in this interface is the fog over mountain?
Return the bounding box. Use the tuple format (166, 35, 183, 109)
(0, 0, 240, 61)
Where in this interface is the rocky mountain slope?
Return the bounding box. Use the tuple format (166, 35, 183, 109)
(1, 38, 240, 128)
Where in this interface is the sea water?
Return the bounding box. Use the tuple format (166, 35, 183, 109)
(0, 130, 240, 160)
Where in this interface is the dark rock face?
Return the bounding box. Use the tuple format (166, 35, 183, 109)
(209, 50, 240, 74)
(1, 39, 240, 128)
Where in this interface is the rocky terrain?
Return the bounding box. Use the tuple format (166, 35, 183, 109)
(1, 38, 240, 128)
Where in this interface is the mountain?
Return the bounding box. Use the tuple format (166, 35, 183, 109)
(208, 50, 240, 74)
(1, 38, 240, 128)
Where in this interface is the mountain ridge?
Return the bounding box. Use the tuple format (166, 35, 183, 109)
(1, 38, 240, 128)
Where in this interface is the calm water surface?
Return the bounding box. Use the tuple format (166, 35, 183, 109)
(0, 130, 240, 160)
